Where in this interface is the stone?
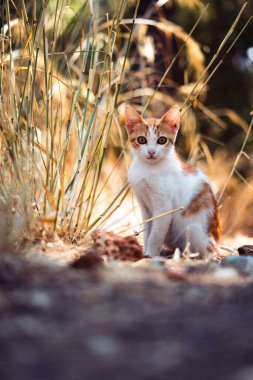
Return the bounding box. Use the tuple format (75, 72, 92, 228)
(30, 291, 51, 309)
(71, 251, 104, 270)
(221, 255, 253, 274)
(91, 230, 143, 261)
(238, 245, 253, 256)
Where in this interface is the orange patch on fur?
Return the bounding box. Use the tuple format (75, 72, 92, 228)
(128, 122, 148, 148)
(208, 202, 221, 243)
(182, 160, 197, 174)
(130, 138, 139, 149)
(182, 183, 212, 217)
(182, 182, 221, 242)
(178, 155, 197, 175)
(158, 122, 177, 142)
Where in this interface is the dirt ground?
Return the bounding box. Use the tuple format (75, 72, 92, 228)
(1, 250, 253, 380)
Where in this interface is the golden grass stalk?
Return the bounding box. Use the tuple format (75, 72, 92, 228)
(0, 0, 142, 245)
(218, 116, 253, 203)
(117, 206, 184, 235)
(181, 14, 252, 118)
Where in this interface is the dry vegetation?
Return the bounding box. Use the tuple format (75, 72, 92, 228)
(0, 0, 252, 258)
(1, 3, 253, 379)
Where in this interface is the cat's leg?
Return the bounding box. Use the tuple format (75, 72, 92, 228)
(134, 194, 152, 254)
(185, 223, 218, 258)
(140, 207, 152, 254)
(145, 212, 172, 257)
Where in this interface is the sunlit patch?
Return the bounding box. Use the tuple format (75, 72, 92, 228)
(141, 36, 155, 63)
(178, 155, 197, 175)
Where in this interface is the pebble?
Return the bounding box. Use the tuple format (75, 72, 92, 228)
(221, 255, 253, 274)
(238, 245, 253, 256)
(30, 291, 51, 309)
(71, 251, 103, 270)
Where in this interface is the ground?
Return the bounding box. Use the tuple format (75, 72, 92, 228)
(1, 243, 253, 380)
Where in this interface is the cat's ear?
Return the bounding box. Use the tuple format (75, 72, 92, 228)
(125, 106, 144, 134)
(160, 105, 180, 141)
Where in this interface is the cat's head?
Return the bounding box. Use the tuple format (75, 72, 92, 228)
(125, 105, 180, 164)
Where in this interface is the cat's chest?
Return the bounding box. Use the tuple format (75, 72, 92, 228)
(128, 164, 177, 196)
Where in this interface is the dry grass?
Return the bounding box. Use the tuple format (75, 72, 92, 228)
(0, 0, 252, 255)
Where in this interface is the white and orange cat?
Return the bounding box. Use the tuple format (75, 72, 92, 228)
(125, 105, 220, 258)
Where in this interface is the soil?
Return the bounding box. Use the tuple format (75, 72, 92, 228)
(1, 252, 253, 380)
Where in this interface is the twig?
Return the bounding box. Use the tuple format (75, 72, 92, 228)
(182, 14, 252, 118)
(218, 116, 253, 203)
(181, 1, 249, 115)
(118, 206, 184, 234)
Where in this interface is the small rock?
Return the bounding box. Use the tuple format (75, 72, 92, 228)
(71, 251, 104, 270)
(30, 291, 51, 309)
(90, 230, 143, 261)
(238, 245, 253, 256)
(221, 255, 253, 274)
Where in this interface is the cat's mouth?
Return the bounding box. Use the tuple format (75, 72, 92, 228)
(146, 155, 157, 161)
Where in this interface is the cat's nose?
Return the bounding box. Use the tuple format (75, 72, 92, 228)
(147, 149, 156, 157)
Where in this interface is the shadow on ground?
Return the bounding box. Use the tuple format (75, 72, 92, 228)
(1, 253, 253, 380)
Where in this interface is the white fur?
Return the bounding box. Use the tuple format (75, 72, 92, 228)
(128, 144, 217, 258)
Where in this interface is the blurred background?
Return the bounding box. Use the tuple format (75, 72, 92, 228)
(0, 0, 253, 251)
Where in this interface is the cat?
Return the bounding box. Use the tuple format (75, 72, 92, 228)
(125, 104, 220, 258)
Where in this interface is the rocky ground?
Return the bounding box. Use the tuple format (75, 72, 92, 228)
(1, 234, 253, 380)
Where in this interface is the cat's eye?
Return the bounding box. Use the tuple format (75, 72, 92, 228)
(157, 136, 167, 145)
(137, 136, 147, 144)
